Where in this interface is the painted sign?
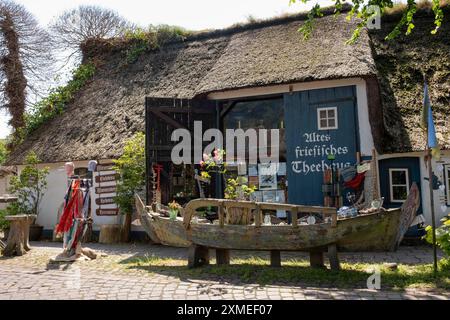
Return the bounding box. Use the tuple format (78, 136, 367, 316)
(284, 86, 358, 205)
(95, 174, 118, 183)
(96, 208, 119, 216)
(95, 197, 115, 205)
(96, 163, 115, 172)
(95, 186, 116, 194)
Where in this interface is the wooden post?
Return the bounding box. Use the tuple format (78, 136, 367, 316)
(291, 207, 298, 227)
(270, 250, 281, 267)
(216, 249, 230, 265)
(188, 244, 210, 268)
(427, 149, 438, 274)
(328, 243, 341, 271)
(254, 205, 261, 227)
(309, 250, 325, 268)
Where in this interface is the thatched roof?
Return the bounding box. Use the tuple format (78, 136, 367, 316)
(7, 5, 449, 165)
(369, 5, 450, 153)
(6, 6, 376, 165)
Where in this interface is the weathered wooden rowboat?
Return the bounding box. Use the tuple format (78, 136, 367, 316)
(136, 183, 420, 270)
(135, 195, 190, 247)
(182, 183, 420, 270)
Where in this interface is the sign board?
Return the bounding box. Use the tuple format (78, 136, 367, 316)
(95, 197, 115, 205)
(95, 174, 118, 183)
(95, 186, 116, 194)
(96, 208, 119, 216)
(97, 163, 115, 172)
(284, 86, 357, 206)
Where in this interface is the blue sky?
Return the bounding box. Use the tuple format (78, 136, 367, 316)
(0, 0, 334, 139)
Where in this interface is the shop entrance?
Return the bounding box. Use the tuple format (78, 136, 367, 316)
(284, 86, 359, 206)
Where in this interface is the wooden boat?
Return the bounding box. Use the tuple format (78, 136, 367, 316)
(135, 194, 190, 248)
(137, 183, 420, 268)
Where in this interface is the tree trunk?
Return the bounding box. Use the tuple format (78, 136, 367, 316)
(0, 12, 27, 130)
(121, 213, 132, 242)
(3, 216, 33, 257)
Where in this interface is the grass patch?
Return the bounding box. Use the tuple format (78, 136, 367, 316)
(120, 255, 450, 290)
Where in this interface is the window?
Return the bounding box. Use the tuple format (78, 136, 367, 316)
(74, 167, 93, 181)
(445, 165, 450, 206)
(389, 168, 410, 202)
(317, 107, 338, 130)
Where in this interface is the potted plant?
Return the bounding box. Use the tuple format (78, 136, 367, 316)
(7, 152, 49, 241)
(168, 200, 182, 220)
(199, 149, 256, 225)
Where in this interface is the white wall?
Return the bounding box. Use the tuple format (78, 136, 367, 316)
(378, 151, 450, 226)
(15, 160, 135, 232)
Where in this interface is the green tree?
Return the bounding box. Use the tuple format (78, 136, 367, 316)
(113, 132, 145, 241)
(290, 0, 447, 42)
(0, 140, 8, 164)
(7, 151, 49, 220)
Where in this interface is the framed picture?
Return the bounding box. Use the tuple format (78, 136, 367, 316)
(248, 164, 258, 176)
(263, 190, 277, 203)
(259, 163, 277, 176)
(250, 190, 263, 202)
(259, 173, 277, 190)
(275, 190, 285, 203)
(248, 176, 259, 189)
(237, 162, 247, 176)
(277, 163, 287, 176)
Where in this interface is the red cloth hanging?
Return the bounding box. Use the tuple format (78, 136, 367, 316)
(56, 180, 83, 234)
(344, 172, 365, 190)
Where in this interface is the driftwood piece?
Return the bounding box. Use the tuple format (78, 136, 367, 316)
(2, 215, 36, 257)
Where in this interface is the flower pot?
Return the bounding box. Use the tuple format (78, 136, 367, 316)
(29, 224, 43, 241)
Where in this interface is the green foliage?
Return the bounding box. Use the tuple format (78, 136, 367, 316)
(224, 177, 257, 201)
(113, 132, 145, 215)
(123, 24, 191, 63)
(24, 62, 95, 135)
(289, 0, 446, 42)
(0, 209, 10, 231)
(424, 213, 450, 257)
(7, 152, 49, 218)
(0, 140, 8, 165)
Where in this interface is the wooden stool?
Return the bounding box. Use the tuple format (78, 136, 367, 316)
(2, 215, 36, 257)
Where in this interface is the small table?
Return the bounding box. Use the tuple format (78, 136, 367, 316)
(2, 215, 36, 257)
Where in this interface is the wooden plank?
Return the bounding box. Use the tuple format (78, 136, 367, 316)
(292, 207, 298, 227)
(95, 197, 115, 205)
(149, 109, 187, 130)
(95, 186, 116, 194)
(95, 174, 118, 183)
(254, 206, 261, 227)
(96, 208, 119, 216)
(270, 250, 281, 267)
(218, 205, 225, 228)
(96, 163, 115, 172)
(328, 243, 341, 271)
(216, 249, 230, 265)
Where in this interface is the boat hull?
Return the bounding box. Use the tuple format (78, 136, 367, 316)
(187, 208, 402, 252)
(140, 211, 190, 248)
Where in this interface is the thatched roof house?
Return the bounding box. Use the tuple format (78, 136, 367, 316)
(5, 5, 450, 165)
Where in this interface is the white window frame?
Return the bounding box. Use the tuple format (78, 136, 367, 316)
(445, 165, 450, 206)
(389, 168, 410, 203)
(317, 107, 338, 130)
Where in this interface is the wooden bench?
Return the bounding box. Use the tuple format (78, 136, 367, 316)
(2, 215, 36, 257)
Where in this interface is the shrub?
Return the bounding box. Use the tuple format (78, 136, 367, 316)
(0, 209, 10, 231)
(113, 132, 145, 215)
(7, 152, 49, 219)
(425, 213, 450, 257)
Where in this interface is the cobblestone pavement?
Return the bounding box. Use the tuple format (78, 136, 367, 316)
(0, 242, 449, 300)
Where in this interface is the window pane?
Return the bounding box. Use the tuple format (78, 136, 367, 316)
(328, 119, 336, 128)
(392, 186, 408, 201)
(391, 170, 407, 184)
(319, 110, 327, 119)
(320, 119, 328, 128)
(327, 109, 335, 118)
